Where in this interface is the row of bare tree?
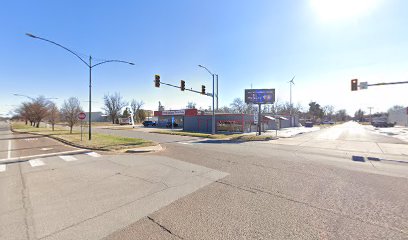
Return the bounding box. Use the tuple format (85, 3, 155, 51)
(15, 96, 82, 133)
(14, 93, 148, 134)
(190, 97, 351, 122)
(103, 92, 146, 124)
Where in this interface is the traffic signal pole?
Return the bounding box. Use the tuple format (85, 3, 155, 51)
(157, 81, 209, 95)
(367, 81, 408, 87)
(351, 78, 408, 91)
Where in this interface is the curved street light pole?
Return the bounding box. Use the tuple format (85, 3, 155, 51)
(198, 65, 216, 134)
(26, 33, 134, 140)
(13, 93, 58, 101)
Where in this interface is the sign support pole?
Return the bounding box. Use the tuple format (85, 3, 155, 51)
(80, 119, 83, 141)
(258, 103, 262, 136)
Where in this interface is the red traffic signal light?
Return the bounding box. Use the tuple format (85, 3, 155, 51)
(201, 85, 206, 94)
(180, 80, 185, 91)
(351, 79, 358, 91)
(155, 74, 160, 88)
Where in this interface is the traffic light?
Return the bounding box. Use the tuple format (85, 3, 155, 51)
(154, 74, 160, 88)
(201, 85, 206, 95)
(180, 80, 185, 91)
(351, 79, 358, 91)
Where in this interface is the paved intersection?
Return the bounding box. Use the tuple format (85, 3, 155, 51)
(2, 121, 408, 239)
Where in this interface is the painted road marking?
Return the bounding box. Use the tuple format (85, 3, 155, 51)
(8, 140, 11, 159)
(59, 156, 78, 162)
(86, 152, 101, 158)
(0, 149, 86, 162)
(40, 148, 53, 151)
(0, 164, 6, 172)
(29, 159, 45, 167)
(24, 138, 38, 141)
(178, 142, 192, 145)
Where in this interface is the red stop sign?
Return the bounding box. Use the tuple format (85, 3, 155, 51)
(78, 112, 86, 120)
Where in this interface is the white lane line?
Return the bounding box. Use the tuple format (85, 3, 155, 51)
(7, 140, 11, 159)
(178, 142, 191, 145)
(86, 152, 101, 158)
(40, 148, 53, 151)
(0, 164, 6, 172)
(0, 149, 86, 163)
(29, 159, 45, 167)
(59, 156, 78, 162)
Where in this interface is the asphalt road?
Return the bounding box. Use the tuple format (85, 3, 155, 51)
(2, 121, 408, 239)
(102, 122, 408, 239)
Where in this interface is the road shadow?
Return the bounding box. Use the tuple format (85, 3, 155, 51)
(352, 155, 408, 165)
(195, 139, 244, 144)
(352, 156, 366, 162)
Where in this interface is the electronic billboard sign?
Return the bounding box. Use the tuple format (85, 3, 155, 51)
(245, 89, 275, 104)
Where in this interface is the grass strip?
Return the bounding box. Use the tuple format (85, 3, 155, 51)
(12, 122, 155, 151)
(151, 130, 242, 139)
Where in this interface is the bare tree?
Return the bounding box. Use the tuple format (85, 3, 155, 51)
(47, 102, 60, 131)
(186, 102, 196, 109)
(323, 105, 335, 119)
(16, 102, 31, 125)
(61, 97, 82, 134)
(19, 96, 50, 128)
(354, 109, 365, 122)
(230, 98, 246, 113)
(103, 93, 128, 124)
(131, 99, 145, 123)
(388, 105, 404, 112)
(218, 106, 232, 113)
(137, 109, 147, 122)
(335, 109, 348, 122)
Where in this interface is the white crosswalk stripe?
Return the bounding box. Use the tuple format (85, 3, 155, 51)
(59, 155, 78, 162)
(0, 164, 6, 172)
(86, 152, 101, 157)
(29, 159, 45, 167)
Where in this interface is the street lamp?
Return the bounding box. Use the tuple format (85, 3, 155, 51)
(288, 76, 295, 127)
(198, 64, 216, 134)
(13, 93, 58, 101)
(26, 33, 134, 140)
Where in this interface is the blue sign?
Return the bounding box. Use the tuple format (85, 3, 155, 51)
(245, 89, 275, 104)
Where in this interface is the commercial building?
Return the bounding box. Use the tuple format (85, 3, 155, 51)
(154, 108, 298, 133)
(388, 107, 408, 126)
(154, 109, 198, 128)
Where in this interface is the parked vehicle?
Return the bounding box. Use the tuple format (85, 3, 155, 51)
(304, 121, 314, 128)
(142, 121, 156, 127)
(371, 121, 395, 128)
(118, 117, 131, 125)
(166, 122, 179, 128)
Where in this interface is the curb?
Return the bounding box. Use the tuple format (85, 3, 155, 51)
(124, 144, 164, 153)
(10, 125, 161, 153)
(10, 128, 110, 152)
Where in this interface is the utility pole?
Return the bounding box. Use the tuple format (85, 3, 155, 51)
(289, 76, 295, 127)
(368, 107, 374, 123)
(216, 74, 219, 111)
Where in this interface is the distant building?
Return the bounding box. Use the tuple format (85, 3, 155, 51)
(153, 108, 298, 133)
(388, 107, 408, 126)
(83, 112, 109, 122)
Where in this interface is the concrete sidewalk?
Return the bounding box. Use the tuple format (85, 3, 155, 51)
(1, 154, 228, 240)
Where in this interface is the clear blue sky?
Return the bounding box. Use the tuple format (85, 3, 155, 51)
(1, 0, 408, 116)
